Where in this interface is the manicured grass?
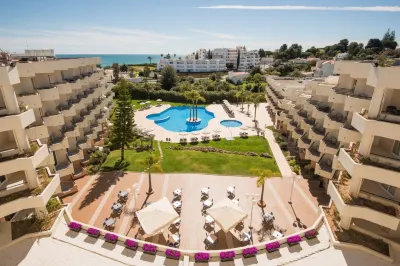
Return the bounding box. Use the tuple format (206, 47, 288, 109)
(101, 147, 161, 172)
(159, 137, 280, 176)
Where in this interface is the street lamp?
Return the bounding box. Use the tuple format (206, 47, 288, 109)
(288, 175, 301, 205)
(246, 193, 259, 230)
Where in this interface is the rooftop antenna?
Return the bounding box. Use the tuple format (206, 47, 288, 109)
(26, 40, 29, 50)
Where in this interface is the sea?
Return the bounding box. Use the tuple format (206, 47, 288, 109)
(56, 54, 179, 67)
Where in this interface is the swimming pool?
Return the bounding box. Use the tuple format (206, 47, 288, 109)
(220, 120, 243, 127)
(146, 106, 215, 132)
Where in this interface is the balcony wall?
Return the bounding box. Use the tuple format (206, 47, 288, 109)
(319, 140, 339, 155)
(305, 149, 321, 162)
(344, 96, 371, 112)
(57, 83, 73, 94)
(56, 163, 74, 177)
(26, 124, 50, 140)
(43, 112, 64, 127)
(298, 137, 311, 149)
(17, 93, 42, 109)
(315, 163, 334, 179)
(352, 112, 400, 142)
(312, 107, 326, 120)
(49, 136, 69, 151)
(37, 86, 60, 101)
(332, 155, 345, 170)
(309, 128, 324, 141)
(327, 181, 400, 230)
(0, 109, 35, 132)
(323, 115, 344, 130)
(60, 105, 76, 117)
(338, 126, 362, 143)
(68, 149, 84, 162)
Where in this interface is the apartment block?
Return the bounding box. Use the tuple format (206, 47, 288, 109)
(157, 58, 227, 72)
(238, 49, 260, 72)
(212, 48, 239, 69)
(0, 56, 114, 223)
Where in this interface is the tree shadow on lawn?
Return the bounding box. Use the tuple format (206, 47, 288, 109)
(101, 160, 130, 172)
(78, 171, 123, 210)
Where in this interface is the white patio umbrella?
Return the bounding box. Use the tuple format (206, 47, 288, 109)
(145, 101, 151, 104)
(156, 99, 162, 102)
(136, 197, 179, 236)
(140, 102, 146, 106)
(206, 198, 248, 232)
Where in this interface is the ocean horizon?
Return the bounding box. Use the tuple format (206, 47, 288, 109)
(56, 54, 183, 67)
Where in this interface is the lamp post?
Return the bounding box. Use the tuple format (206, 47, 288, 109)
(246, 193, 259, 230)
(132, 183, 140, 211)
(288, 175, 301, 205)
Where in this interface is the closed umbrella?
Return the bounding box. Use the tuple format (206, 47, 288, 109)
(156, 99, 162, 102)
(206, 198, 248, 232)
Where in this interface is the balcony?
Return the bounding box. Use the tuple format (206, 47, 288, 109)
(95, 113, 106, 123)
(56, 82, 72, 94)
(17, 93, 42, 109)
(312, 105, 331, 120)
(338, 148, 400, 188)
(37, 86, 60, 101)
(43, 111, 64, 127)
(56, 162, 74, 177)
(48, 135, 69, 151)
(316, 159, 334, 179)
(338, 125, 361, 143)
(84, 129, 96, 140)
(329, 87, 349, 104)
(344, 95, 371, 112)
(0, 109, 35, 131)
(328, 181, 400, 230)
(298, 135, 311, 149)
(0, 168, 60, 218)
(70, 97, 85, 110)
(315, 83, 334, 97)
(297, 110, 308, 119)
(26, 122, 49, 140)
(323, 113, 345, 130)
(77, 138, 91, 150)
(301, 117, 315, 131)
(62, 124, 79, 138)
(292, 127, 304, 139)
(319, 137, 340, 155)
(309, 126, 325, 141)
(332, 155, 345, 171)
(58, 104, 76, 117)
(305, 146, 321, 161)
(72, 116, 85, 128)
(68, 149, 84, 162)
(287, 120, 298, 132)
(352, 112, 400, 142)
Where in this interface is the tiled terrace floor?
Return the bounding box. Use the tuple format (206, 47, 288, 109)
(63, 172, 329, 250)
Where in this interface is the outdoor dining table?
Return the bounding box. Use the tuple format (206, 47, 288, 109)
(112, 203, 123, 211)
(201, 187, 210, 195)
(173, 189, 182, 197)
(104, 218, 116, 227)
(227, 186, 235, 195)
(241, 232, 251, 242)
(206, 234, 217, 244)
(118, 190, 129, 198)
(173, 201, 182, 209)
(272, 230, 283, 239)
(205, 215, 214, 224)
(168, 233, 180, 243)
(203, 199, 213, 208)
(232, 199, 239, 205)
(263, 213, 274, 222)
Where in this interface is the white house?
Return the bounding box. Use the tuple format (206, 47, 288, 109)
(157, 58, 226, 72)
(228, 71, 249, 84)
(313, 60, 335, 77)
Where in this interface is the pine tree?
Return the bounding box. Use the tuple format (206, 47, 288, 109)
(110, 79, 135, 161)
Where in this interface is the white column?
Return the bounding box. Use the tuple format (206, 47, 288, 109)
(339, 216, 352, 230)
(349, 176, 363, 196)
(2, 84, 19, 114)
(26, 168, 39, 189)
(368, 87, 384, 118)
(358, 133, 374, 156)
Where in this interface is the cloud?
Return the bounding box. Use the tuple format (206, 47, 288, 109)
(191, 29, 238, 40)
(196, 5, 400, 12)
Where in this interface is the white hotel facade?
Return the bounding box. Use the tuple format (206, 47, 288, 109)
(268, 61, 400, 244)
(0, 55, 113, 222)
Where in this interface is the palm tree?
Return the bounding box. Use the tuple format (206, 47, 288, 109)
(245, 91, 252, 116)
(161, 53, 163, 58)
(194, 93, 205, 120)
(235, 88, 246, 112)
(251, 94, 265, 127)
(147, 56, 152, 64)
(184, 90, 197, 121)
(251, 168, 278, 207)
(174, 53, 176, 58)
(139, 152, 162, 195)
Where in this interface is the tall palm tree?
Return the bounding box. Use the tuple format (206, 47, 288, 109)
(184, 90, 197, 121)
(251, 168, 279, 207)
(235, 88, 246, 112)
(251, 94, 265, 127)
(139, 152, 162, 195)
(161, 53, 163, 58)
(174, 53, 176, 58)
(147, 56, 152, 64)
(194, 93, 205, 120)
(245, 91, 252, 116)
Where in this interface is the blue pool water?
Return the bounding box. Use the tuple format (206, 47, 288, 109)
(220, 120, 243, 127)
(146, 106, 215, 132)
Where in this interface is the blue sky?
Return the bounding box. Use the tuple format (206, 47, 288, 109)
(1, 0, 399, 54)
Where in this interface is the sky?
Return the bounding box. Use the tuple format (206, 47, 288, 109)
(1, 0, 399, 54)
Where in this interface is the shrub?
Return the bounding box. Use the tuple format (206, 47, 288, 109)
(143, 243, 157, 254)
(194, 252, 210, 261)
(87, 227, 100, 238)
(266, 241, 280, 252)
(46, 197, 62, 212)
(260, 153, 272, 158)
(293, 165, 300, 174)
(242, 246, 258, 257)
(287, 235, 302, 246)
(279, 142, 288, 150)
(305, 229, 318, 239)
(220, 251, 235, 261)
(124, 239, 138, 250)
(104, 233, 118, 243)
(68, 222, 82, 232)
(165, 249, 181, 259)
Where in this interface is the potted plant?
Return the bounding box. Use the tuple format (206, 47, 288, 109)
(305, 229, 318, 240)
(124, 239, 138, 250)
(68, 222, 82, 232)
(143, 243, 157, 255)
(220, 250, 235, 262)
(87, 228, 100, 238)
(165, 249, 181, 260)
(287, 235, 302, 246)
(242, 246, 258, 258)
(266, 241, 280, 253)
(194, 252, 210, 262)
(104, 233, 118, 244)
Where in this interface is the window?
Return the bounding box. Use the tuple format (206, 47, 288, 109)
(392, 141, 400, 157)
(381, 184, 396, 197)
(0, 175, 5, 184)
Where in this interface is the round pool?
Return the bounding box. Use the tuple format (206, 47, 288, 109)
(220, 120, 243, 127)
(146, 106, 215, 132)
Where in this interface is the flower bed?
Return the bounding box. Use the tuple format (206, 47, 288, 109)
(305, 229, 318, 240)
(287, 235, 302, 246)
(143, 243, 157, 255)
(165, 249, 181, 260)
(266, 241, 280, 253)
(68, 221, 82, 232)
(220, 250, 235, 261)
(124, 239, 138, 250)
(87, 227, 100, 238)
(194, 252, 210, 262)
(104, 232, 118, 243)
(242, 246, 258, 258)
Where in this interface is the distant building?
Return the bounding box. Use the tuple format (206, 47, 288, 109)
(228, 71, 249, 84)
(335, 53, 348, 60)
(157, 58, 226, 72)
(238, 49, 260, 72)
(289, 58, 309, 65)
(260, 57, 274, 66)
(313, 60, 335, 77)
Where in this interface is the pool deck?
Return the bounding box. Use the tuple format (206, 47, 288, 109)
(134, 103, 272, 142)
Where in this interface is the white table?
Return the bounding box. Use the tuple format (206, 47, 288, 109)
(272, 230, 283, 239)
(263, 213, 274, 222)
(206, 234, 217, 244)
(118, 191, 129, 198)
(172, 218, 181, 226)
(203, 200, 213, 208)
(169, 233, 180, 243)
(241, 232, 251, 242)
(173, 201, 182, 209)
(112, 203, 123, 211)
(227, 186, 235, 194)
(104, 218, 116, 227)
(205, 215, 214, 224)
(201, 187, 209, 195)
(232, 199, 239, 205)
(173, 189, 182, 196)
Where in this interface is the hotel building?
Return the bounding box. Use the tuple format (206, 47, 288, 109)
(0, 54, 113, 222)
(157, 58, 227, 72)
